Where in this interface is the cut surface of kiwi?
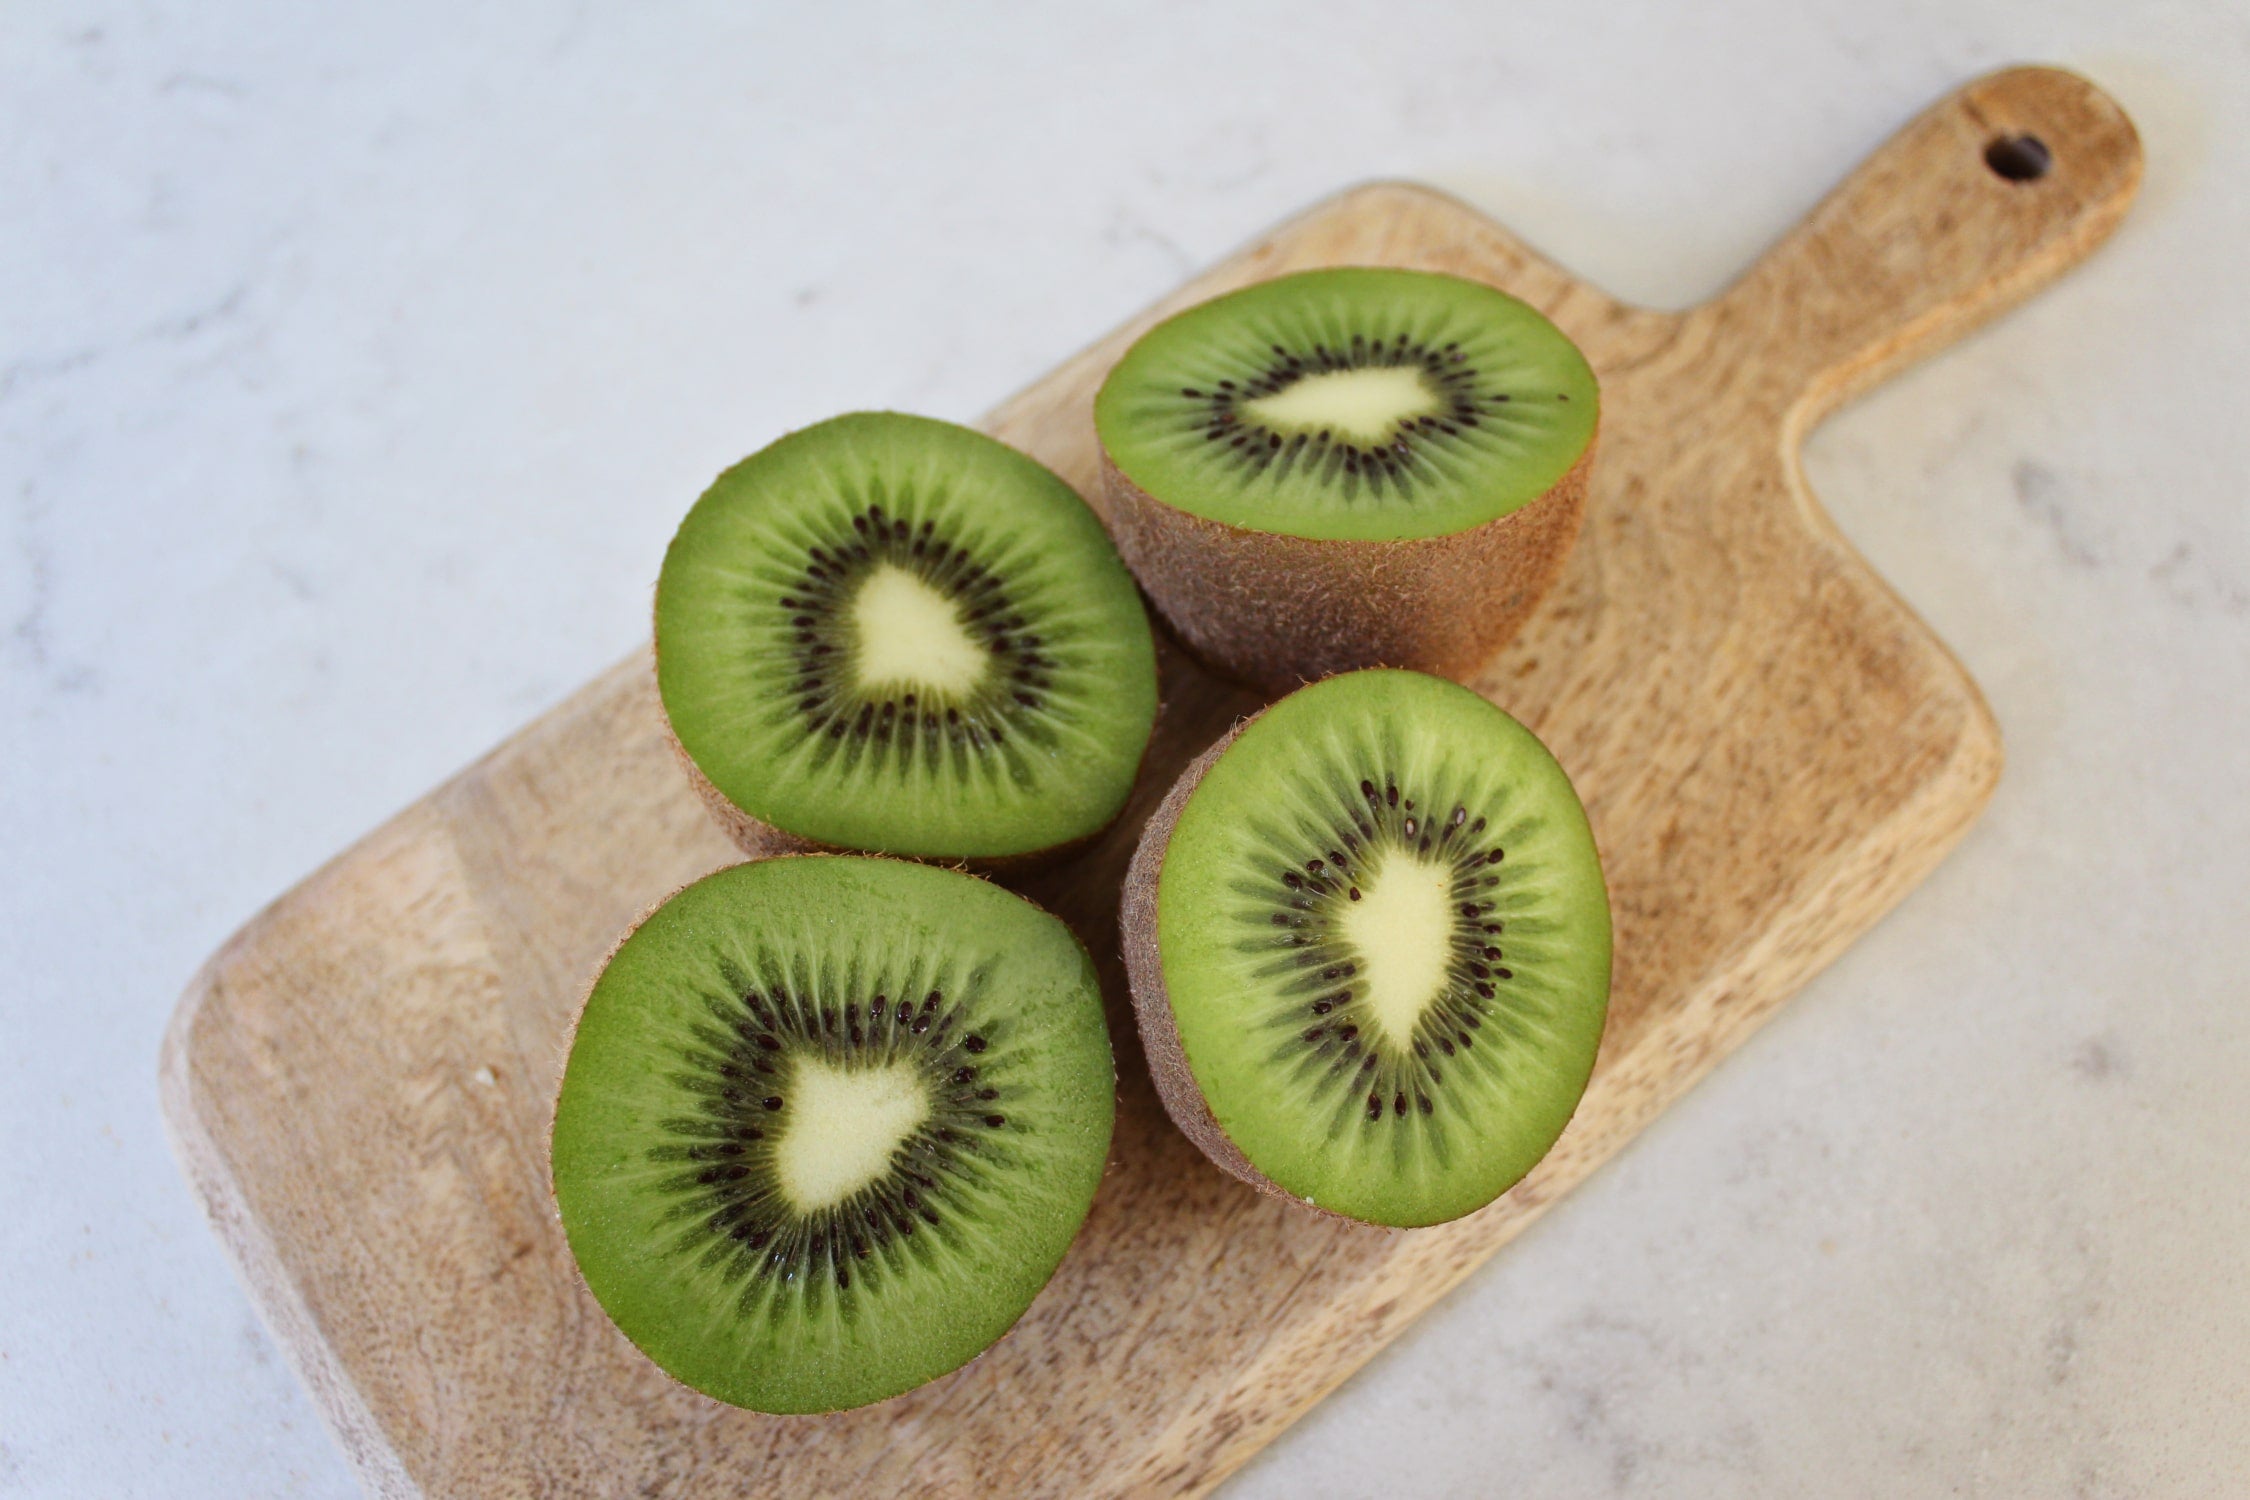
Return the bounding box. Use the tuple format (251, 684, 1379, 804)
(657, 412, 1158, 861)
(1122, 670, 1610, 1227)
(551, 855, 1115, 1413)
(1095, 267, 1598, 543)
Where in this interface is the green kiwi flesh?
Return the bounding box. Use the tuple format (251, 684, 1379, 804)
(551, 855, 1115, 1413)
(656, 412, 1158, 861)
(1123, 670, 1609, 1227)
(1094, 268, 1598, 542)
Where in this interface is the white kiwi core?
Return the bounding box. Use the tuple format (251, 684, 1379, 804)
(850, 563, 988, 694)
(1242, 365, 1446, 445)
(1337, 849, 1456, 1051)
(773, 1057, 931, 1213)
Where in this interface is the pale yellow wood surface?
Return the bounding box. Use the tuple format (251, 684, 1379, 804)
(161, 66, 2139, 1500)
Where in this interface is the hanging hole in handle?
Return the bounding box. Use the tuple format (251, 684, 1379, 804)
(1984, 133, 2053, 183)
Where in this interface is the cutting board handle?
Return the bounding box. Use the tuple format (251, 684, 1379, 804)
(1717, 65, 2142, 428)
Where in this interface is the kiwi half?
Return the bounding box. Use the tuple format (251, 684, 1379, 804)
(1094, 268, 1598, 694)
(657, 412, 1158, 862)
(551, 855, 1114, 1413)
(1121, 670, 1609, 1227)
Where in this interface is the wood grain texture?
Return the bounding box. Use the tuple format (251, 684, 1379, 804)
(161, 66, 2139, 1500)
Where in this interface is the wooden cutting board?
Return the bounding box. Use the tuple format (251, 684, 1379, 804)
(161, 66, 2139, 1499)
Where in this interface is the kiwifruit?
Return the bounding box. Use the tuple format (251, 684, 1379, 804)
(550, 855, 1115, 1412)
(1120, 669, 1609, 1227)
(656, 412, 1158, 863)
(1093, 268, 1599, 695)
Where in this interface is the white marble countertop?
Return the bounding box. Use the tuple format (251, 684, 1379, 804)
(4, 3, 2245, 1495)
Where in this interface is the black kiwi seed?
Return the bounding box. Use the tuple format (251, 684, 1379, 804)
(1216, 747, 1535, 1148)
(650, 1008, 1006, 1299)
(1160, 319, 1520, 486)
(765, 504, 1070, 766)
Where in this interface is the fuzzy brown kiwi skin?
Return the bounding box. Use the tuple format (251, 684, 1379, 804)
(661, 714, 827, 860)
(1119, 709, 1372, 1226)
(1097, 431, 1594, 698)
